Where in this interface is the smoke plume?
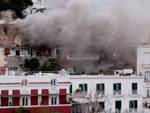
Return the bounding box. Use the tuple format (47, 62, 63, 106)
(16, 0, 150, 71)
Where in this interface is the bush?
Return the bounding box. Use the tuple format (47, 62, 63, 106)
(40, 59, 59, 72)
(24, 58, 40, 71)
(75, 88, 81, 93)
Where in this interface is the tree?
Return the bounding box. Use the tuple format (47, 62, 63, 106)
(24, 58, 40, 71)
(40, 59, 59, 72)
(0, 0, 33, 18)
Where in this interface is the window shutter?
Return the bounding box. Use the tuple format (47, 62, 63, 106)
(135, 100, 138, 109)
(69, 85, 72, 94)
(85, 84, 87, 91)
(118, 83, 121, 90)
(96, 84, 100, 91)
(79, 84, 83, 91)
(102, 84, 104, 91)
(113, 84, 116, 91)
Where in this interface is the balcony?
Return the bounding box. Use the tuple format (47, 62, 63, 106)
(113, 90, 124, 97)
(129, 90, 140, 97)
(132, 90, 138, 95)
(129, 108, 137, 112)
(115, 109, 121, 113)
(96, 91, 105, 97)
(113, 90, 121, 95)
(73, 91, 88, 98)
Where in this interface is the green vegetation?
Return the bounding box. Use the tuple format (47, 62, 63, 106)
(24, 58, 40, 71)
(40, 59, 59, 72)
(24, 58, 59, 72)
(0, 0, 33, 17)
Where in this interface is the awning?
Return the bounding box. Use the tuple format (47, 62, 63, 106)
(31, 89, 38, 96)
(12, 90, 20, 96)
(59, 89, 67, 95)
(42, 89, 49, 95)
(1, 90, 8, 96)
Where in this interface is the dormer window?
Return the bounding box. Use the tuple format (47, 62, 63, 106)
(51, 79, 57, 86)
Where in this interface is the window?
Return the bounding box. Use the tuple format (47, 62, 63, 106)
(51, 79, 56, 86)
(51, 97, 57, 105)
(41, 89, 49, 105)
(9, 67, 18, 71)
(129, 100, 138, 110)
(79, 84, 88, 92)
(115, 101, 122, 113)
(31, 89, 38, 105)
(113, 83, 121, 95)
(16, 49, 20, 56)
(147, 89, 150, 97)
(1, 90, 9, 106)
(22, 97, 28, 106)
(144, 71, 150, 82)
(96, 83, 105, 95)
(132, 83, 138, 94)
(99, 102, 105, 111)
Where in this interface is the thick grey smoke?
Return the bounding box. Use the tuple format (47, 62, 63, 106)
(16, 0, 150, 70)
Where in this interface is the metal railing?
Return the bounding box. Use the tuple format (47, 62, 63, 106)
(73, 92, 88, 98)
(129, 108, 137, 112)
(96, 91, 105, 96)
(113, 90, 121, 95)
(115, 109, 121, 113)
(132, 90, 138, 95)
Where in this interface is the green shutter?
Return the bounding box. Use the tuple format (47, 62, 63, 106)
(69, 85, 72, 94)
(79, 84, 83, 91)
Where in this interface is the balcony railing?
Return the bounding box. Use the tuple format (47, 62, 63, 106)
(132, 90, 138, 95)
(129, 108, 137, 112)
(96, 91, 105, 96)
(113, 90, 121, 95)
(73, 91, 88, 98)
(115, 109, 121, 113)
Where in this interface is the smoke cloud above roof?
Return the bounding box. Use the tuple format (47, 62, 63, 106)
(16, 0, 150, 69)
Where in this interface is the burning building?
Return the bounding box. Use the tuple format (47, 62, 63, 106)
(0, 17, 59, 74)
(2, 0, 150, 74)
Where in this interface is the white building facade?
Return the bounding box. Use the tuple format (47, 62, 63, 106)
(0, 69, 144, 113)
(137, 45, 150, 107)
(70, 74, 144, 113)
(0, 71, 72, 113)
